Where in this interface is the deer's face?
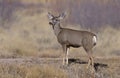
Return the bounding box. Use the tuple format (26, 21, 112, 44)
(49, 17, 60, 26)
(48, 12, 66, 28)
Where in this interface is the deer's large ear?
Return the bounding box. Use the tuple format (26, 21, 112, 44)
(48, 12, 54, 20)
(58, 12, 66, 20)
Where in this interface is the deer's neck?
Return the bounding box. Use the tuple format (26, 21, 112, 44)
(53, 23, 62, 36)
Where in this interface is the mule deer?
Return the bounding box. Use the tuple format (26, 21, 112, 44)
(48, 12, 97, 69)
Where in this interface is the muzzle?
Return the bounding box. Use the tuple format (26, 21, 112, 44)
(49, 22, 53, 25)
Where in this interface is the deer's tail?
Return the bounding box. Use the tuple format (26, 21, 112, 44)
(93, 35, 97, 46)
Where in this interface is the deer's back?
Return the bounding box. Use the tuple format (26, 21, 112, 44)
(57, 28, 96, 47)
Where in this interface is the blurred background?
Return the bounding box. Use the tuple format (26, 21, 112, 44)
(0, 0, 120, 58)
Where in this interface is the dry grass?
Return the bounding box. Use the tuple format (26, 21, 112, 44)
(0, 7, 120, 58)
(94, 26, 120, 57)
(0, 57, 119, 78)
(0, 63, 67, 78)
(0, 10, 60, 58)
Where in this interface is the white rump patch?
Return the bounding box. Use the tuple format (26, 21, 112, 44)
(93, 36, 97, 43)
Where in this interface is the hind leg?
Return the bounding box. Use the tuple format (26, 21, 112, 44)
(87, 53, 94, 68)
(87, 51, 95, 73)
(84, 48, 95, 71)
(87, 56, 91, 69)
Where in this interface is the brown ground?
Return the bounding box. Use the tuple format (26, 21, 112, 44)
(0, 57, 119, 78)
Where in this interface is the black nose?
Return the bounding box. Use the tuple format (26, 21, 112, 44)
(49, 22, 53, 25)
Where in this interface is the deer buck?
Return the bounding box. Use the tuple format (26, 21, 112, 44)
(48, 12, 97, 69)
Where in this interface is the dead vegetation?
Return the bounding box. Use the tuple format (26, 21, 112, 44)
(0, 63, 67, 78)
(0, 0, 120, 58)
(0, 57, 119, 78)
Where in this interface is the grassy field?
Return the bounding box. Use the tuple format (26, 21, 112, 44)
(0, 10, 119, 58)
(0, 0, 120, 78)
(0, 57, 119, 78)
(0, 62, 67, 78)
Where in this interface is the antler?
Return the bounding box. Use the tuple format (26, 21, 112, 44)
(58, 12, 66, 19)
(48, 12, 54, 19)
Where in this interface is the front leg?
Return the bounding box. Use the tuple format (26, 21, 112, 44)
(62, 44, 68, 65)
(66, 47, 70, 65)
